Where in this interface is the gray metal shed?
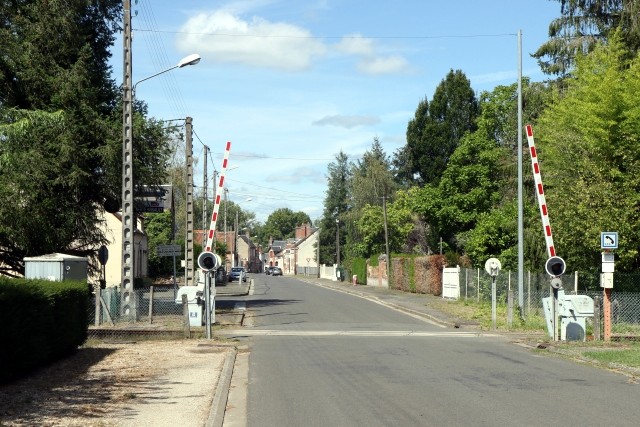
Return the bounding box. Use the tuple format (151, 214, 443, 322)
(24, 253, 88, 282)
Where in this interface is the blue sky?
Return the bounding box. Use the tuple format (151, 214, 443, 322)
(111, 0, 560, 224)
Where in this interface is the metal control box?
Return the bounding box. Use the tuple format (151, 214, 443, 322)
(543, 290, 594, 341)
(175, 286, 203, 327)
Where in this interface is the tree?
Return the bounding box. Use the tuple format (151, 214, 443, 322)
(261, 208, 310, 242)
(0, 0, 121, 109)
(536, 34, 640, 272)
(401, 70, 479, 186)
(435, 131, 507, 247)
(533, 0, 640, 75)
(350, 137, 397, 211)
(319, 151, 351, 264)
(0, 1, 174, 275)
(145, 211, 174, 277)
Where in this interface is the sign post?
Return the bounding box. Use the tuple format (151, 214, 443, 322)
(600, 232, 617, 342)
(485, 258, 502, 331)
(197, 251, 219, 339)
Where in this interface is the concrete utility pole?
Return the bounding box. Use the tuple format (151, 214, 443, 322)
(211, 169, 217, 251)
(120, 0, 136, 319)
(224, 188, 228, 271)
(185, 117, 194, 287)
(382, 195, 390, 280)
(234, 210, 239, 268)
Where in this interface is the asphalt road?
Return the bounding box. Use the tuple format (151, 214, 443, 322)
(223, 275, 640, 427)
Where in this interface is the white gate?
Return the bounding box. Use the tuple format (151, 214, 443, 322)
(442, 266, 461, 300)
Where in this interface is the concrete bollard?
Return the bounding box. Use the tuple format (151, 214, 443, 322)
(352, 275, 357, 286)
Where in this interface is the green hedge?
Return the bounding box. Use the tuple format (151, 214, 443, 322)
(0, 277, 89, 383)
(350, 258, 367, 285)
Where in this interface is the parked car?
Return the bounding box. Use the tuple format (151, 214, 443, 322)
(270, 266, 283, 276)
(228, 267, 247, 282)
(265, 266, 274, 275)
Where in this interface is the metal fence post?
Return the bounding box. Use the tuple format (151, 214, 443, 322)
(94, 286, 101, 326)
(182, 294, 190, 338)
(465, 268, 468, 301)
(594, 295, 601, 341)
(527, 271, 531, 318)
(507, 289, 514, 329)
(148, 285, 154, 324)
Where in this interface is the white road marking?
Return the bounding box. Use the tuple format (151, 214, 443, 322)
(218, 329, 499, 338)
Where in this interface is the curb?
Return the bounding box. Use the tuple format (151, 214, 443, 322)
(206, 347, 237, 427)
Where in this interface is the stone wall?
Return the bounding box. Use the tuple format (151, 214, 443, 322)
(390, 255, 446, 296)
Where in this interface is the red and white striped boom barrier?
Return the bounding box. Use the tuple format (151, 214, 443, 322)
(204, 141, 231, 252)
(525, 125, 556, 257)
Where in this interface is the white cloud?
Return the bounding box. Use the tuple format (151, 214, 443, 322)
(177, 10, 326, 71)
(334, 34, 411, 75)
(336, 34, 375, 56)
(358, 55, 410, 75)
(312, 114, 380, 129)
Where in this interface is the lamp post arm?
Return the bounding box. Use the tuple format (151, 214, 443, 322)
(133, 65, 179, 93)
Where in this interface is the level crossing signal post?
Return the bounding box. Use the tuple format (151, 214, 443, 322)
(197, 251, 219, 339)
(545, 256, 566, 342)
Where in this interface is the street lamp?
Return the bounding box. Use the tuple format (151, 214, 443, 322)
(132, 54, 201, 92)
(335, 218, 340, 266)
(120, 52, 200, 317)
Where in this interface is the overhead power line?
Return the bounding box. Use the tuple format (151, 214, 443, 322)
(133, 28, 518, 40)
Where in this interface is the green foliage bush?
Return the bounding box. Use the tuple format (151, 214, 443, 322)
(0, 277, 89, 383)
(350, 258, 367, 285)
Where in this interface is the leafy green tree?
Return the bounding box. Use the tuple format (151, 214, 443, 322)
(435, 131, 507, 246)
(0, 1, 174, 276)
(352, 196, 415, 258)
(401, 70, 479, 186)
(350, 137, 397, 210)
(536, 34, 640, 272)
(0, 0, 121, 109)
(0, 110, 104, 275)
(261, 208, 310, 241)
(319, 151, 351, 264)
(533, 0, 640, 75)
(145, 211, 174, 277)
(462, 201, 546, 270)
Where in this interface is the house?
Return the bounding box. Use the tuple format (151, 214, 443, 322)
(266, 239, 286, 270)
(266, 223, 319, 276)
(90, 211, 148, 287)
(294, 224, 319, 276)
(237, 234, 262, 273)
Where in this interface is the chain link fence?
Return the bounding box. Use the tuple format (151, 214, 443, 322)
(456, 268, 640, 338)
(87, 286, 189, 340)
